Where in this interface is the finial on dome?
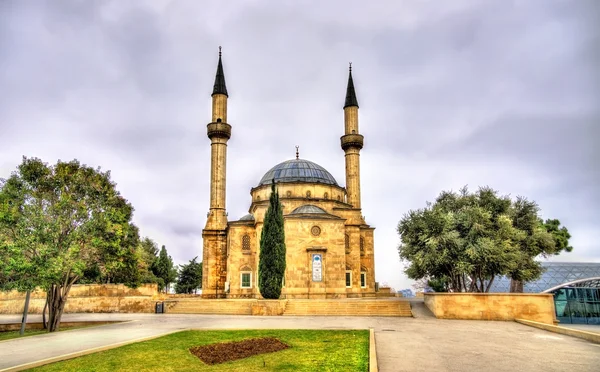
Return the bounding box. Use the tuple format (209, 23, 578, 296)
(295, 145, 299, 160)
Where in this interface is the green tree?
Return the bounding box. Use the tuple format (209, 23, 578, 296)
(78, 236, 159, 289)
(258, 181, 286, 299)
(508, 197, 572, 292)
(137, 237, 162, 287)
(0, 157, 140, 332)
(397, 186, 571, 293)
(153, 245, 177, 293)
(175, 257, 202, 294)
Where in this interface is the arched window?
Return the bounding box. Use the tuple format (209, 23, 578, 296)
(360, 266, 367, 288)
(242, 235, 250, 251)
(240, 265, 252, 289)
(306, 190, 311, 198)
(345, 264, 352, 288)
(360, 236, 365, 256)
(345, 234, 350, 254)
(324, 192, 329, 199)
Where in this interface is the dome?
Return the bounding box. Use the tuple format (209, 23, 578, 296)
(239, 213, 255, 221)
(258, 159, 338, 186)
(290, 205, 328, 215)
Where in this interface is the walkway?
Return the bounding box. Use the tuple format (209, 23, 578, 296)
(1, 312, 599, 372)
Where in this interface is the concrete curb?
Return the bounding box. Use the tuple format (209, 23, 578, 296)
(0, 328, 186, 372)
(515, 319, 600, 344)
(370, 328, 378, 372)
(0, 321, 132, 344)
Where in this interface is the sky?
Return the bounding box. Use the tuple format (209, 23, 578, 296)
(1, 0, 598, 291)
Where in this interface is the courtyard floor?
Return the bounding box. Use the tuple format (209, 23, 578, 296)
(0, 305, 599, 372)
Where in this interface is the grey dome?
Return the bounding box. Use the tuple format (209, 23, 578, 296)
(290, 205, 328, 215)
(259, 159, 338, 186)
(239, 213, 255, 221)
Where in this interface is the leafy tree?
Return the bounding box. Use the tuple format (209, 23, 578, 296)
(398, 186, 571, 293)
(175, 257, 202, 294)
(427, 277, 448, 292)
(508, 198, 572, 292)
(0, 157, 140, 331)
(258, 181, 286, 299)
(138, 237, 162, 287)
(78, 236, 159, 289)
(153, 245, 177, 293)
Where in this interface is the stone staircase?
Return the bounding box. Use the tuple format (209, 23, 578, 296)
(283, 299, 413, 317)
(163, 298, 413, 317)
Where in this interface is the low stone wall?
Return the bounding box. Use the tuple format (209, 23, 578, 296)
(0, 284, 160, 314)
(1, 285, 412, 317)
(165, 299, 254, 315)
(424, 293, 557, 325)
(251, 300, 287, 316)
(516, 319, 600, 344)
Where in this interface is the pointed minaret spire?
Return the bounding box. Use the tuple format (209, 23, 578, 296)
(212, 46, 228, 97)
(344, 62, 359, 109)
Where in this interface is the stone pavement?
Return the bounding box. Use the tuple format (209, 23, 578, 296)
(1, 311, 599, 372)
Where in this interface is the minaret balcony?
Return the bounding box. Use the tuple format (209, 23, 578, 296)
(341, 134, 364, 150)
(207, 122, 231, 140)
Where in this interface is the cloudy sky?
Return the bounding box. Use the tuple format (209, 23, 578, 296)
(1, 0, 598, 291)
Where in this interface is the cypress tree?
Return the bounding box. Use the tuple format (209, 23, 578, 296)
(258, 181, 286, 299)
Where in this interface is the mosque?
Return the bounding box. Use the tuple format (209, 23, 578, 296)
(202, 49, 375, 298)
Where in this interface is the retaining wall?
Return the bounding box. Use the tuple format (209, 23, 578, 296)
(424, 293, 557, 325)
(0, 284, 159, 314)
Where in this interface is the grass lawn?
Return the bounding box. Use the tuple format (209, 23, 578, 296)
(29, 329, 370, 372)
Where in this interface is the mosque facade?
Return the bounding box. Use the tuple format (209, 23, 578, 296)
(202, 50, 375, 298)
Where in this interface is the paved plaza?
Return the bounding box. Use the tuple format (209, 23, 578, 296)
(0, 305, 599, 372)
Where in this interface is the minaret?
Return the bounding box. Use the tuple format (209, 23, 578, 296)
(341, 63, 363, 210)
(202, 47, 231, 297)
(206, 46, 231, 229)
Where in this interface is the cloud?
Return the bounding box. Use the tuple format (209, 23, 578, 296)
(1, 0, 598, 291)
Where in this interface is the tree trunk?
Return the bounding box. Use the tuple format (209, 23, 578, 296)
(510, 279, 524, 293)
(19, 291, 31, 336)
(485, 276, 495, 293)
(42, 296, 48, 330)
(46, 279, 76, 332)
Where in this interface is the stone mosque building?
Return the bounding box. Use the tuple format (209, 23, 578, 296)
(202, 50, 375, 298)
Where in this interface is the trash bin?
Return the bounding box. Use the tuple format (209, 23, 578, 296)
(155, 301, 164, 314)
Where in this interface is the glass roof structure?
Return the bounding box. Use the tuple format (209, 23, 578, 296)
(488, 262, 600, 293)
(258, 159, 338, 186)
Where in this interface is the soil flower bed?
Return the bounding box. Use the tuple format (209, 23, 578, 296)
(190, 337, 288, 364)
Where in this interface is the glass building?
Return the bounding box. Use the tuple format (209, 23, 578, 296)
(551, 279, 600, 325)
(488, 262, 600, 325)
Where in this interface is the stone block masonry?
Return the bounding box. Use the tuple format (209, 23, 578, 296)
(0, 284, 160, 314)
(1, 284, 412, 317)
(424, 293, 557, 325)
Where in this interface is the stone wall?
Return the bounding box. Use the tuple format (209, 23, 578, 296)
(166, 298, 413, 317)
(0, 284, 159, 314)
(424, 293, 557, 325)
